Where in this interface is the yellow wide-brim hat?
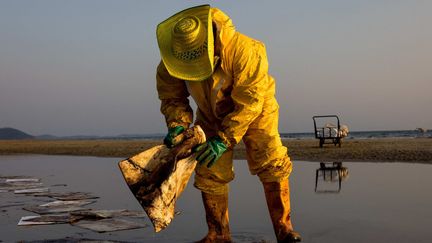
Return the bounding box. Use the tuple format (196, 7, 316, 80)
(156, 5, 214, 81)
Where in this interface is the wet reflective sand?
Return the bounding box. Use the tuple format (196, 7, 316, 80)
(1, 155, 431, 242)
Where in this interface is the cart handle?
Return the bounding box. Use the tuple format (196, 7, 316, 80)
(312, 115, 341, 139)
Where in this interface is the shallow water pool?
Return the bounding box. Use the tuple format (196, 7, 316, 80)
(1, 155, 431, 242)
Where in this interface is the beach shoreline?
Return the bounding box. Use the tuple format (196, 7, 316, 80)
(1, 138, 431, 163)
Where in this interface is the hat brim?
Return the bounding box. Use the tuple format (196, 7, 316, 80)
(157, 5, 214, 81)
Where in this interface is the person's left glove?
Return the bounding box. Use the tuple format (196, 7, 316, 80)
(163, 126, 185, 148)
(193, 136, 227, 168)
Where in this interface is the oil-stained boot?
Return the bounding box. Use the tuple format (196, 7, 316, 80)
(196, 192, 232, 243)
(263, 180, 302, 243)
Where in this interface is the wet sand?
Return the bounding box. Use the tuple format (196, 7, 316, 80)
(1, 138, 431, 163)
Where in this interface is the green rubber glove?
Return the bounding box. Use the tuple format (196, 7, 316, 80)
(193, 136, 227, 168)
(163, 126, 185, 148)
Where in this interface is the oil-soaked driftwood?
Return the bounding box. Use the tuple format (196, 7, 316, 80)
(118, 125, 206, 232)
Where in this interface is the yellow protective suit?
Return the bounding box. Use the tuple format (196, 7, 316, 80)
(156, 7, 292, 195)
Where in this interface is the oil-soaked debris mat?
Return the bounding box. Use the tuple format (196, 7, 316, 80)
(23, 200, 96, 214)
(5, 178, 41, 183)
(71, 209, 146, 219)
(72, 218, 147, 233)
(0, 180, 44, 191)
(1, 176, 50, 195)
(0, 175, 40, 180)
(33, 192, 99, 200)
(15, 187, 50, 194)
(19, 237, 134, 243)
(18, 214, 80, 226)
(19, 209, 147, 229)
(2, 174, 148, 233)
(2, 175, 148, 234)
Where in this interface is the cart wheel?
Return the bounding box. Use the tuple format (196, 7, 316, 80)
(319, 139, 324, 148)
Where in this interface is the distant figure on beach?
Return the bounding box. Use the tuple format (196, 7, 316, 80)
(155, 5, 301, 242)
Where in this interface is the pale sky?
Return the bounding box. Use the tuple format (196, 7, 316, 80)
(1, 0, 431, 136)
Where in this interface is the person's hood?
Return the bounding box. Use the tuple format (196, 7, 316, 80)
(211, 8, 236, 59)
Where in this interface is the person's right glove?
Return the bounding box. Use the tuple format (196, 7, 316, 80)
(193, 136, 227, 168)
(163, 126, 185, 148)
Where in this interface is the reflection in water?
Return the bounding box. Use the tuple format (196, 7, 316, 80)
(315, 162, 349, 193)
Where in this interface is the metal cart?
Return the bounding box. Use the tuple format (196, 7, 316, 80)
(315, 162, 348, 193)
(313, 115, 342, 148)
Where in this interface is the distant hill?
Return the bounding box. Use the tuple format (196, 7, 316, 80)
(0, 127, 34, 140)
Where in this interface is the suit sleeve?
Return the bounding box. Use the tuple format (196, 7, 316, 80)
(218, 40, 268, 148)
(156, 61, 193, 129)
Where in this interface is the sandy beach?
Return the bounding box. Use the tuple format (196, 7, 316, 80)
(1, 138, 431, 163)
